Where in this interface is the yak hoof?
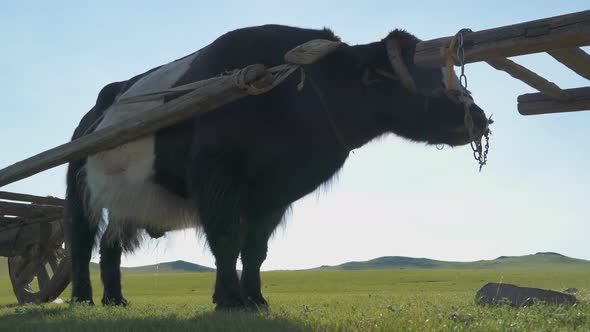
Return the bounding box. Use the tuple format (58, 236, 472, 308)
(71, 297, 95, 306)
(213, 295, 249, 312)
(246, 295, 268, 309)
(102, 296, 129, 307)
(214, 302, 248, 312)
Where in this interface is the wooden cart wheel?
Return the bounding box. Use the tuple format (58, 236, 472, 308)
(8, 246, 71, 304)
(0, 191, 71, 304)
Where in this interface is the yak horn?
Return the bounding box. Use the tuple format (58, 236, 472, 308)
(385, 39, 417, 92)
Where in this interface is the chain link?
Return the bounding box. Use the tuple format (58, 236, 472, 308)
(454, 28, 490, 171)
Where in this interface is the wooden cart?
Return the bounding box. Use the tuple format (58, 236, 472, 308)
(0, 191, 70, 304)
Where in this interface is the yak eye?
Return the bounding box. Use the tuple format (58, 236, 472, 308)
(362, 68, 398, 87)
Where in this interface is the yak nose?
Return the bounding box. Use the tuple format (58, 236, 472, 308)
(469, 104, 491, 132)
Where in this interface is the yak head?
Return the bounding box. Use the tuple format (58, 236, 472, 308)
(352, 30, 491, 147)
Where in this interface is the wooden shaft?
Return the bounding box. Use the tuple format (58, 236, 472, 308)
(0, 191, 64, 206)
(548, 48, 590, 81)
(486, 58, 570, 101)
(0, 64, 269, 187)
(415, 10, 590, 68)
(518, 86, 590, 115)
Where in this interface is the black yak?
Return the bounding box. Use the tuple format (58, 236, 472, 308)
(65, 24, 491, 310)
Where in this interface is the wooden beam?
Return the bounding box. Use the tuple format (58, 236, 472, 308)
(0, 191, 64, 206)
(518, 86, 590, 115)
(0, 64, 269, 187)
(486, 58, 570, 101)
(548, 47, 590, 80)
(0, 216, 23, 223)
(0, 201, 63, 219)
(415, 10, 590, 68)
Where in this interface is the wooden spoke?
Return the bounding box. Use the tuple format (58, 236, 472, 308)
(37, 265, 50, 290)
(8, 246, 71, 304)
(48, 254, 59, 274)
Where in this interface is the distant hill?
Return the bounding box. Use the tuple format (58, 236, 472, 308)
(2, 253, 588, 280)
(120, 260, 214, 274)
(316, 252, 590, 271)
(1, 258, 213, 276)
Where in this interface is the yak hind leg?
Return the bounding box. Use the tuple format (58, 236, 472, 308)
(99, 221, 139, 306)
(189, 152, 247, 311)
(240, 206, 288, 308)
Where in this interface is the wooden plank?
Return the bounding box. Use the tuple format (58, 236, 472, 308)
(0, 216, 23, 223)
(486, 58, 570, 101)
(518, 86, 590, 115)
(0, 191, 64, 206)
(415, 10, 590, 68)
(0, 223, 39, 256)
(0, 216, 20, 222)
(548, 47, 590, 80)
(0, 201, 63, 219)
(0, 64, 269, 188)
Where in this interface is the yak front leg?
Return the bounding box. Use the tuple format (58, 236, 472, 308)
(240, 207, 287, 308)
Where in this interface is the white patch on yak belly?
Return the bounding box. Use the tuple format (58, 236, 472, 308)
(86, 51, 201, 234)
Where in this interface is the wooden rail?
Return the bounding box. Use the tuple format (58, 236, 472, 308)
(518, 86, 590, 115)
(0, 191, 64, 206)
(414, 10, 590, 68)
(414, 10, 590, 116)
(0, 201, 62, 219)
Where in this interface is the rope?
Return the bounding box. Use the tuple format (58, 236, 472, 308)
(442, 35, 460, 91)
(234, 63, 301, 95)
(306, 75, 351, 155)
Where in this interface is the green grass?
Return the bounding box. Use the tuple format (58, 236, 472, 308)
(0, 268, 589, 331)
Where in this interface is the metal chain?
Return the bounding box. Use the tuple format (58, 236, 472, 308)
(455, 28, 489, 171)
(456, 29, 471, 90)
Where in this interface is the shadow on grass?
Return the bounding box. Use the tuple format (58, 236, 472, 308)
(0, 306, 312, 332)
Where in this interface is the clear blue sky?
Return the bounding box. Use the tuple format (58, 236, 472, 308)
(1, 1, 589, 270)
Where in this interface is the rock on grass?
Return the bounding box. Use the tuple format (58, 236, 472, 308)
(475, 282, 577, 307)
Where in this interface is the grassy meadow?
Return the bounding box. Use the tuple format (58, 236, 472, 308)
(0, 266, 589, 331)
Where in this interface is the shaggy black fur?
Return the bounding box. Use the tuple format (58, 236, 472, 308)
(64, 24, 489, 310)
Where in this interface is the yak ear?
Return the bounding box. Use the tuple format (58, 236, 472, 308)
(382, 29, 421, 65)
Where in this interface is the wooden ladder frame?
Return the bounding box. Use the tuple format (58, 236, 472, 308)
(414, 10, 590, 116)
